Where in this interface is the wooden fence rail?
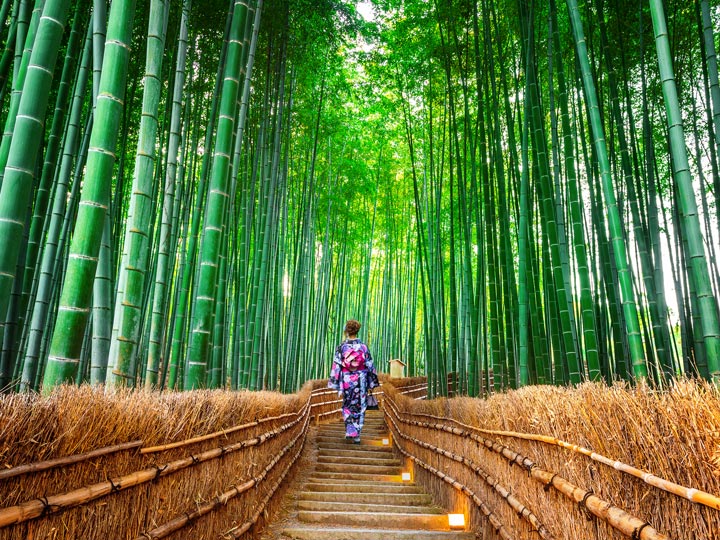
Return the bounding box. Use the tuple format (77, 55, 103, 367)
(384, 395, 669, 540)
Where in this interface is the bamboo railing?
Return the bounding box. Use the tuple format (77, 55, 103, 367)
(0, 440, 143, 480)
(382, 388, 680, 540)
(0, 383, 322, 539)
(401, 409, 720, 512)
(9, 377, 709, 540)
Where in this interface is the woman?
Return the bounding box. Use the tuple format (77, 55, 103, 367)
(328, 319, 378, 443)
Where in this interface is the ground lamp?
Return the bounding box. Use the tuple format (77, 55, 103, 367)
(448, 514, 465, 530)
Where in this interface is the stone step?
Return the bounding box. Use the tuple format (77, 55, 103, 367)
(317, 428, 388, 437)
(304, 480, 422, 494)
(318, 423, 387, 430)
(297, 500, 443, 514)
(316, 436, 387, 447)
(317, 455, 401, 466)
(321, 420, 386, 426)
(281, 527, 474, 540)
(317, 433, 388, 441)
(318, 447, 395, 458)
(309, 471, 401, 482)
(318, 424, 390, 435)
(298, 510, 453, 530)
(279, 409, 472, 540)
(317, 452, 396, 463)
(297, 491, 432, 506)
(321, 418, 385, 425)
(315, 462, 402, 475)
(321, 418, 386, 424)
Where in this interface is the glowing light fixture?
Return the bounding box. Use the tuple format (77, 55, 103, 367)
(448, 514, 465, 529)
(382, 438, 390, 445)
(401, 472, 411, 481)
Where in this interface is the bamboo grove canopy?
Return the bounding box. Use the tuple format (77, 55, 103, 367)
(0, 0, 719, 395)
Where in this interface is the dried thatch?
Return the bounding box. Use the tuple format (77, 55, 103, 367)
(5, 376, 713, 540)
(0, 383, 313, 540)
(383, 379, 720, 540)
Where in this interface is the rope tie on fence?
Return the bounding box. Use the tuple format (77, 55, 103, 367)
(632, 523, 650, 540)
(543, 472, 557, 492)
(153, 464, 168, 481)
(108, 476, 122, 493)
(578, 489, 594, 520)
(37, 496, 54, 517)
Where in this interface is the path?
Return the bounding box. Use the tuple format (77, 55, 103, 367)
(263, 409, 475, 540)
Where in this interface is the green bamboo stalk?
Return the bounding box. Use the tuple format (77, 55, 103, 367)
(105, 0, 170, 387)
(0, 0, 67, 372)
(146, 0, 191, 388)
(185, 0, 250, 388)
(566, 0, 647, 380)
(649, 0, 720, 384)
(42, 0, 137, 388)
(20, 24, 92, 391)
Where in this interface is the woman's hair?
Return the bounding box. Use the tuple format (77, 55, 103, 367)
(344, 319, 361, 336)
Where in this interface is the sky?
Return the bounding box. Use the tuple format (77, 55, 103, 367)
(356, 1, 375, 21)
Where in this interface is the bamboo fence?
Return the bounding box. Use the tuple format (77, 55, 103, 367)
(5, 377, 713, 540)
(0, 382, 328, 539)
(381, 380, 720, 540)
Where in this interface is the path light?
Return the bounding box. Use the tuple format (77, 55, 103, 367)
(448, 513, 465, 530)
(401, 472, 411, 481)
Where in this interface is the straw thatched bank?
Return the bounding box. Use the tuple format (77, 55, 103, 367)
(383, 380, 720, 540)
(0, 380, 340, 540)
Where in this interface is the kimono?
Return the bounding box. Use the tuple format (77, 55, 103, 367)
(327, 338, 379, 439)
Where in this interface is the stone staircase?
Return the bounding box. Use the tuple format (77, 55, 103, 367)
(281, 410, 475, 540)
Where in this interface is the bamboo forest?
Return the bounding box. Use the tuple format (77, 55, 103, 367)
(7, 1, 720, 539)
(1, 0, 720, 397)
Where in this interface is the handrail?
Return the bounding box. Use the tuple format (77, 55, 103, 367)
(220, 415, 308, 539)
(384, 395, 669, 540)
(0, 399, 311, 528)
(403, 407, 720, 511)
(136, 411, 310, 539)
(384, 398, 551, 539)
(0, 440, 143, 480)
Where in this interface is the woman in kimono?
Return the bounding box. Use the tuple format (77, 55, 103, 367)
(328, 319, 378, 443)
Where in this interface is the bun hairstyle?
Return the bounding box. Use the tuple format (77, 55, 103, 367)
(344, 319, 361, 336)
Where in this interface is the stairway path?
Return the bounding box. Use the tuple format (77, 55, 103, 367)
(259, 410, 475, 540)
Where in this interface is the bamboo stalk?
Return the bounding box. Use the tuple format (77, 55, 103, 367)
(142, 478, 256, 539)
(532, 468, 669, 540)
(311, 388, 340, 397)
(318, 408, 341, 418)
(0, 440, 142, 480)
(404, 406, 720, 510)
(0, 407, 309, 527)
(310, 398, 342, 408)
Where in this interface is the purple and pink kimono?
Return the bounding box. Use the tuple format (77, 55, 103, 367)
(327, 338, 378, 439)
